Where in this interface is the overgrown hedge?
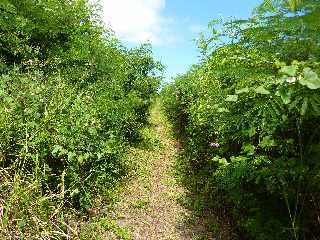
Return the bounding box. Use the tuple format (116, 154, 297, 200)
(162, 1, 320, 239)
(0, 0, 161, 237)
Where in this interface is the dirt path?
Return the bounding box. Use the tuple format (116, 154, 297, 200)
(104, 101, 212, 240)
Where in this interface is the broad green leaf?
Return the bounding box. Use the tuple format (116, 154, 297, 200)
(235, 87, 249, 94)
(278, 89, 292, 104)
(282, 114, 288, 122)
(301, 97, 308, 116)
(225, 95, 238, 102)
(280, 65, 297, 76)
(259, 136, 277, 149)
(242, 127, 256, 137)
(230, 156, 247, 162)
(212, 156, 229, 166)
(242, 144, 256, 155)
(299, 68, 320, 89)
(68, 152, 77, 161)
(254, 86, 270, 95)
(217, 107, 229, 113)
(248, 127, 256, 137)
(4, 96, 13, 103)
(52, 145, 66, 157)
(275, 60, 286, 68)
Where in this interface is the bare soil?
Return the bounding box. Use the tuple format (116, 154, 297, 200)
(104, 102, 214, 240)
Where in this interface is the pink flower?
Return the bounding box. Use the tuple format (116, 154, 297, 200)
(210, 142, 220, 148)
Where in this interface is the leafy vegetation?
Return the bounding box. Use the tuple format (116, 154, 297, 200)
(0, 0, 161, 238)
(1, 0, 320, 239)
(162, 0, 320, 239)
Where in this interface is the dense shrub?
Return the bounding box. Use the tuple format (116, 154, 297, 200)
(162, 1, 320, 239)
(0, 0, 161, 237)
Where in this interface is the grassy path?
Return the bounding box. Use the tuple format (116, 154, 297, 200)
(101, 101, 212, 240)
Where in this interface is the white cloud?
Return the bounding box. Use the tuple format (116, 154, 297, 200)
(189, 24, 206, 34)
(99, 0, 171, 45)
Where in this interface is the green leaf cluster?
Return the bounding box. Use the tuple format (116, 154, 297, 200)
(162, 1, 320, 239)
(0, 0, 162, 237)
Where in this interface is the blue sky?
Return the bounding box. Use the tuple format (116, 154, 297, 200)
(99, 0, 262, 82)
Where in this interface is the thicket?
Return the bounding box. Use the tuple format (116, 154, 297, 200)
(162, 0, 320, 239)
(0, 0, 161, 237)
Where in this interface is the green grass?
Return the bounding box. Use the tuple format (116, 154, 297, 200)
(131, 198, 149, 209)
(80, 218, 132, 240)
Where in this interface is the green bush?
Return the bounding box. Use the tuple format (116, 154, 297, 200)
(0, 0, 162, 237)
(162, 1, 320, 239)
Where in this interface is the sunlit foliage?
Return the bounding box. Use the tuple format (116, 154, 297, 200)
(0, 0, 162, 237)
(162, 0, 320, 239)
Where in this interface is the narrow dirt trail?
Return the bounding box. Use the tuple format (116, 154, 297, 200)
(104, 101, 211, 240)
